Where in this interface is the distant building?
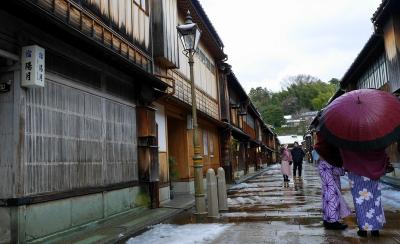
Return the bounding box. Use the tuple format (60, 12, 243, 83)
(298, 111, 319, 122)
(283, 111, 318, 128)
(278, 135, 304, 148)
(283, 119, 304, 128)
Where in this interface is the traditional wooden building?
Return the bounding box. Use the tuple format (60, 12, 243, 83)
(219, 70, 278, 182)
(0, 0, 169, 242)
(339, 0, 400, 186)
(150, 0, 226, 199)
(0, 0, 278, 241)
(150, 0, 278, 195)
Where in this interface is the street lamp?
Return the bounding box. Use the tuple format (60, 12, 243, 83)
(177, 11, 206, 214)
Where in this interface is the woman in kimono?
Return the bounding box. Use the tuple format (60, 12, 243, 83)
(340, 149, 388, 237)
(315, 133, 351, 230)
(280, 144, 292, 182)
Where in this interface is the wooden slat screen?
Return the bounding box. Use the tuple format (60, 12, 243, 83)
(34, 0, 152, 72)
(357, 54, 388, 90)
(168, 70, 219, 120)
(177, 37, 217, 100)
(25, 80, 137, 196)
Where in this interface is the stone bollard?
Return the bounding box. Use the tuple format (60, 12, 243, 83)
(217, 167, 228, 211)
(206, 169, 219, 218)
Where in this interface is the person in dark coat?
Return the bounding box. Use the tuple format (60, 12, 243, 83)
(291, 141, 305, 178)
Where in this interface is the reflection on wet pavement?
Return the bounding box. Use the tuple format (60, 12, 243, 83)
(139, 163, 400, 243)
(215, 164, 400, 243)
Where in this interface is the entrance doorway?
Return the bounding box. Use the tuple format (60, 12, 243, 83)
(167, 116, 189, 193)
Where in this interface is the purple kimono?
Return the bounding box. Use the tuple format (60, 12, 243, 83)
(340, 149, 387, 230)
(347, 173, 385, 231)
(319, 160, 351, 223)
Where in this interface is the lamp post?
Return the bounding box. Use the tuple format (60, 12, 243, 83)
(177, 11, 206, 214)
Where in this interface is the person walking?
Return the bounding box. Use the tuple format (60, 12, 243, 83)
(315, 133, 350, 230)
(340, 149, 389, 237)
(318, 159, 351, 230)
(291, 142, 305, 178)
(316, 89, 400, 237)
(312, 147, 320, 164)
(280, 144, 292, 182)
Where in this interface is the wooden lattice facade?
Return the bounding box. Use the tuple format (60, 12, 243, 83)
(0, 0, 279, 242)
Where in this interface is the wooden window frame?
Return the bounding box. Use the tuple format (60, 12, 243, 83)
(357, 54, 388, 90)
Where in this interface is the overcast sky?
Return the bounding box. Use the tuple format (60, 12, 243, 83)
(199, 0, 382, 92)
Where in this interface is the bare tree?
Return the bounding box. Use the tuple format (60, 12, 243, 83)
(280, 74, 320, 89)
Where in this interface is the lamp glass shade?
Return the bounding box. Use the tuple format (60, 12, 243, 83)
(194, 28, 201, 50)
(177, 23, 201, 52)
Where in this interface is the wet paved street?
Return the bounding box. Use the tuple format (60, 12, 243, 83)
(128, 163, 400, 244)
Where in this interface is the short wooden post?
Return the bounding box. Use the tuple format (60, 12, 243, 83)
(217, 167, 228, 211)
(206, 169, 219, 218)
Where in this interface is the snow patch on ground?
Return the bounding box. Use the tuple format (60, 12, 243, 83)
(127, 224, 232, 244)
(229, 183, 252, 190)
(228, 197, 257, 205)
(221, 211, 320, 218)
(269, 164, 280, 170)
(380, 184, 400, 211)
(221, 212, 250, 218)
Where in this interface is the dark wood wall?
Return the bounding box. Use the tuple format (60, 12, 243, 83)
(0, 71, 17, 198)
(79, 0, 151, 51)
(24, 0, 153, 72)
(151, 0, 179, 68)
(218, 68, 230, 122)
(384, 15, 400, 92)
(0, 10, 145, 198)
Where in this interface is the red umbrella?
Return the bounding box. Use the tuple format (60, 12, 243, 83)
(318, 89, 400, 151)
(314, 132, 343, 167)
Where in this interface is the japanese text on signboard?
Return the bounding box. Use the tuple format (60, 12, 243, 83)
(21, 45, 45, 87)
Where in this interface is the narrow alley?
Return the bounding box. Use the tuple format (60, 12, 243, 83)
(128, 163, 400, 244)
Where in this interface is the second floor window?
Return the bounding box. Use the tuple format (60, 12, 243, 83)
(357, 54, 388, 90)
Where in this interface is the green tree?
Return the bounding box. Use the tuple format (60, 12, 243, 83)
(249, 87, 271, 108)
(260, 105, 284, 128)
(311, 88, 336, 110)
(281, 96, 300, 115)
(328, 78, 340, 87)
(248, 75, 339, 130)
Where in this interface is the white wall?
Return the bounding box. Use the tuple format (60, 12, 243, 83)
(155, 103, 167, 152)
(177, 15, 217, 100)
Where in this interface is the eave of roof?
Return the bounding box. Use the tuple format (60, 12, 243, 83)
(227, 71, 249, 100)
(340, 34, 384, 87)
(372, 0, 389, 23)
(372, 0, 400, 31)
(341, 0, 400, 88)
(227, 70, 274, 135)
(177, 0, 226, 60)
(191, 0, 224, 48)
